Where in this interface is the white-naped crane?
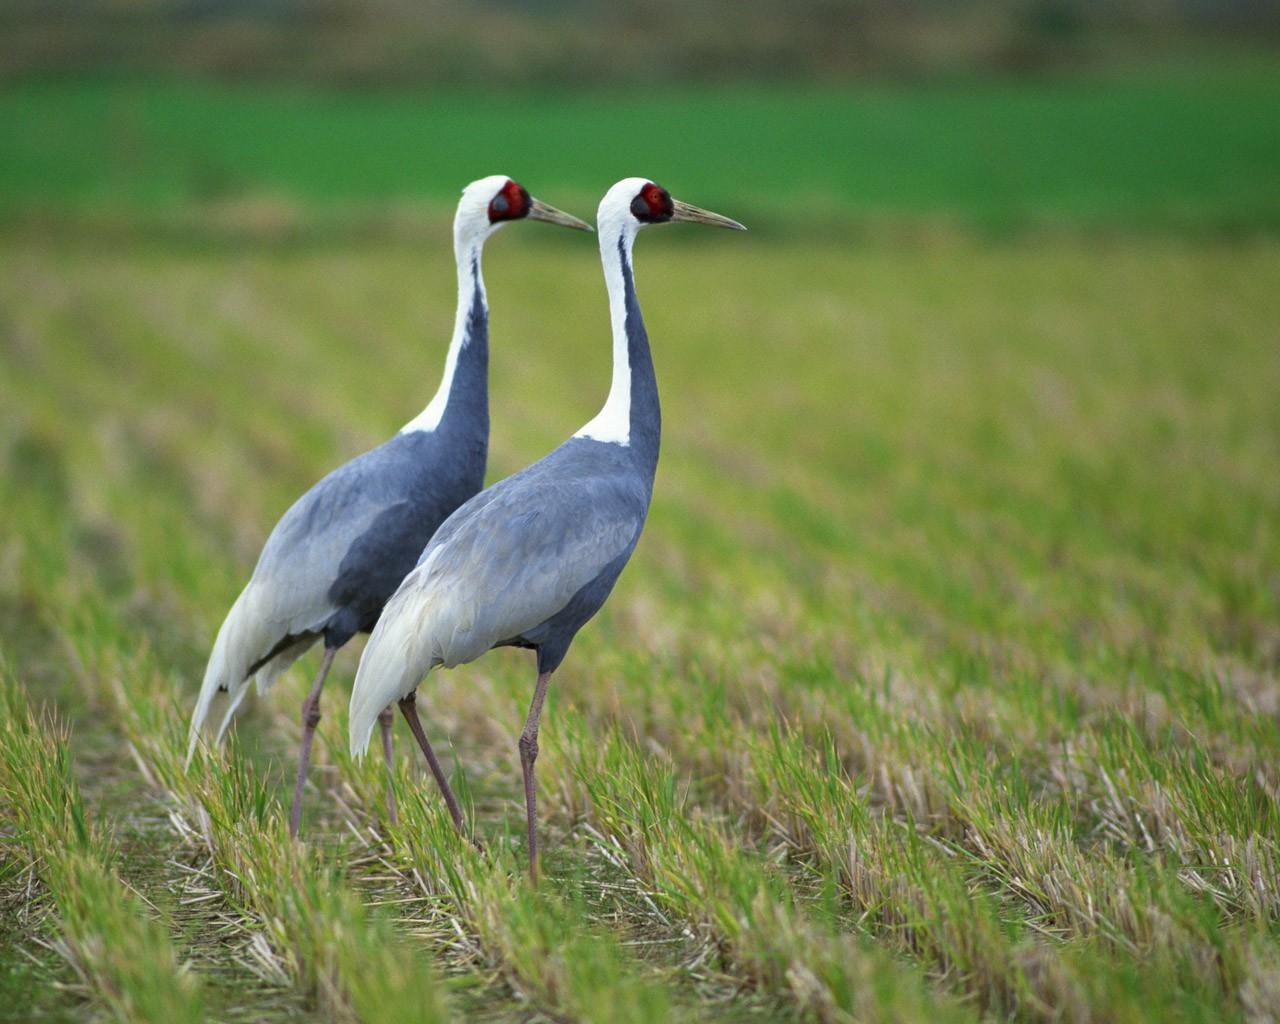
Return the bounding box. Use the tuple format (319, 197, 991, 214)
(348, 178, 744, 878)
(187, 176, 591, 838)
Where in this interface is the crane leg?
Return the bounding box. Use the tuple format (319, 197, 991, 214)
(289, 646, 336, 839)
(378, 705, 398, 826)
(398, 693, 466, 833)
(518, 671, 553, 884)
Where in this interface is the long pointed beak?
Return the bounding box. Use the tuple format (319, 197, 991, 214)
(527, 198, 593, 232)
(670, 199, 747, 231)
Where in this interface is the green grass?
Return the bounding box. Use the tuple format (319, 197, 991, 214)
(1, 161, 1278, 1020)
(0, 673, 205, 1024)
(2, 64, 1280, 229)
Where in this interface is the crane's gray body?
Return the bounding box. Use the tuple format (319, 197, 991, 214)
(188, 274, 489, 747)
(414, 434, 650, 673)
(349, 238, 659, 748)
(261, 284, 488, 654)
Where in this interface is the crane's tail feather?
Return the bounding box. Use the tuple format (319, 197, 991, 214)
(212, 682, 254, 745)
(187, 583, 319, 766)
(349, 587, 441, 758)
(252, 635, 316, 697)
(188, 685, 249, 766)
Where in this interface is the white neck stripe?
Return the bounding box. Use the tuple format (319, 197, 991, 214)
(401, 238, 486, 435)
(575, 224, 636, 445)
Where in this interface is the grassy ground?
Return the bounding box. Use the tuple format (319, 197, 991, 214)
(1, 65, 1278, 1024)
(1, 214, 1277, 1021)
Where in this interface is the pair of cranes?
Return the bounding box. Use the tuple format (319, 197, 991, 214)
(187, 176, 744, 879)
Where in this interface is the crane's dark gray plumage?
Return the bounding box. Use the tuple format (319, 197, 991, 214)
(349, 177, 744, 877)
(186, 175, 590, 837)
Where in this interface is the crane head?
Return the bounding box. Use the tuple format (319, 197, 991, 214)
(455, 175, 591, 244)
(598, 178, 747, 235)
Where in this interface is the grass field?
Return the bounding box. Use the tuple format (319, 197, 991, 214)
(3, 64, 1280, 229)
(2, 71, 1279, 1022)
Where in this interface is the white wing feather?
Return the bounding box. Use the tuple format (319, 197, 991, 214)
(186, 578, 336, 762)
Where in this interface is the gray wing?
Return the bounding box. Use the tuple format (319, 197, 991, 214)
(348, 456, 645, 749)
(250, 427, 468, 627)
(248, 457, 392, 632)
(419, 469, 646, 663)
(190, 440, 420, 752)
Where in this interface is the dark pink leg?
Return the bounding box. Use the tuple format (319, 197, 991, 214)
(398, 693, 465, 833)
(518, 671, 552, 883)
(378, 705, 398, 826)
(289, 647, 336, 839)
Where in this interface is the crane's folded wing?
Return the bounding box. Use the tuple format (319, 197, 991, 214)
(415, 470, 643, 662)
(348, 471, 643, 753)
(188, 459, 395, 756)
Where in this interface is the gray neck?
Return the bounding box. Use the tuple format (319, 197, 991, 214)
(574, 228, 661, 489)
(400, 239, 490, 443)
(618, 238, 660, 485)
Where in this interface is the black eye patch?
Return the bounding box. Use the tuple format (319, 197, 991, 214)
(630, 195, 650, 220)
(492, 194, 510, 215)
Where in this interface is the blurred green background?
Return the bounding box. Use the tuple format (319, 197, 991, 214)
(2, 1, 1279, 230)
